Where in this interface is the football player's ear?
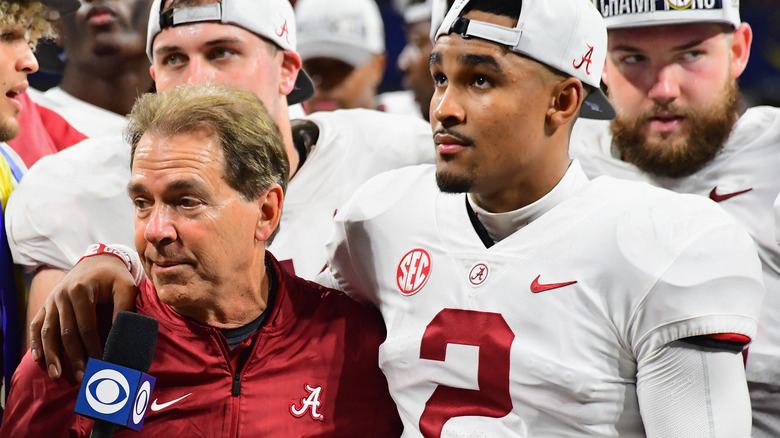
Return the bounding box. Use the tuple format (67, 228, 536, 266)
(547, 77, 583, 129)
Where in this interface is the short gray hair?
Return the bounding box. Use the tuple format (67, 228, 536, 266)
(125, 83, 290, 239)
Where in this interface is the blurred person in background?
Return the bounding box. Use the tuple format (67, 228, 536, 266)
(24, 0, 154, 136)
(296, 0, 418, 116)
(396, 0, 433, 120)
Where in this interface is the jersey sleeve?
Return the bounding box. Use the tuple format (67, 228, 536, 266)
(628, 218, 765, 359)
(320, 194, 380, 309)
(637, 340, 751, 437)
(4, 137, 134, 272)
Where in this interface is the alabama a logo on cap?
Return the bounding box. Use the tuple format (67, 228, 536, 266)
(397, 249, 431, 295)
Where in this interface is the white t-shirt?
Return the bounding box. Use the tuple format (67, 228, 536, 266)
(5, 108, 434, 281)
(320, 163, 764, 437)
(570, 107, 780, 429)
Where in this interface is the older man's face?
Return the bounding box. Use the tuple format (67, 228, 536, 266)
(128, 130, 263, 319)
(0, 23, 38, 141)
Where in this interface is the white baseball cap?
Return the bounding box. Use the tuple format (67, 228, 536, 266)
(403, 0, 433, 25)
(146, 0, 315, 105)
(593, 0, 741, 30)
(434, 0, 616, 120)
(295, 0, 385, 67)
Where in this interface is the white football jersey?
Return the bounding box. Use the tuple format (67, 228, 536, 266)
(5, 109, 434, 281)
(322, 163, 764, 437)
(571, 107, 780, 420)
(27, 87, 127, 139)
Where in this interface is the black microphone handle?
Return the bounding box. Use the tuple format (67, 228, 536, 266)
(89, 420, 116, 438)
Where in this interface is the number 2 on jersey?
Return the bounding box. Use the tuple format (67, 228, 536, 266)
(419, 309, 515, 437)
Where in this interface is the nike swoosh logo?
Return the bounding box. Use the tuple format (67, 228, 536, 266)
(530, 275, 577, 293)
(709, 187, 752, 203)
(150, 393, 192, 412)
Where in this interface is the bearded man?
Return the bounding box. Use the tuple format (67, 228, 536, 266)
(570, 3, 780, 437)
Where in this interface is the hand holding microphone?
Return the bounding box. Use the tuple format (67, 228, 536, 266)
(74, 311, 158, 438)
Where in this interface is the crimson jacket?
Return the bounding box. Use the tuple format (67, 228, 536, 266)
(1, 253, 401, 437)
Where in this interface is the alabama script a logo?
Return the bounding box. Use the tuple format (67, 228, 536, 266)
(290, 384, 325, 421)
(572, 44, 594, 76)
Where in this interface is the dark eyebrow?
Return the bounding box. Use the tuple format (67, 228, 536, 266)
(127, 178, 207, 197)
(430, 51, 442, 69)
(458, 53, 501, 72)
(127, 181, 146, 197)
(429, 51, 502, 73)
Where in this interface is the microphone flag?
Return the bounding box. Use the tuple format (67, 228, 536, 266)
(75, 358, 156, 432)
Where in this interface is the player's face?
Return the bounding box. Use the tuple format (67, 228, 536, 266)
(150, 23, 286, 119)
(303, 56, 382, 113)
(604, 23, 751, 177)
(60, 0, 151, 62)
(0, 24, 38, 142)
(429, 11, 560, 212)
(130, 131, 265, 320)
(399, 20, 434, 120)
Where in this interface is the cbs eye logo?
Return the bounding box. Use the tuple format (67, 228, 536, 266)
(86, 369, 131, 414)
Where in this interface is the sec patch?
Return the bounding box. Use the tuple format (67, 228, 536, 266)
(396, 249, 431, 296)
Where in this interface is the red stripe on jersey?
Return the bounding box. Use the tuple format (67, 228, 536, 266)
(704, 333, 751, 344)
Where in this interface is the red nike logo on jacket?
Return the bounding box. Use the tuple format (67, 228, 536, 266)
(530, 275, 577, 293)
(709, 187, 752, 203)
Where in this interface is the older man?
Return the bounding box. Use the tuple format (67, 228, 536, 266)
(570, 2, 780, 435)
(7, 0, 434, 358)
(0, 83, 400, 437)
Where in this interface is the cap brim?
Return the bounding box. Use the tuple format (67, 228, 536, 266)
(580, 88, 616, 120)
(39, 0, 79, 14)
(287, 69, 315, 105)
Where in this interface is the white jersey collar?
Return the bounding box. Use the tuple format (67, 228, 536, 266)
(467, 160, 589, 242)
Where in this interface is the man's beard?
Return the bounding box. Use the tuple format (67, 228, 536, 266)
(611, 80, 741, 178)
(436, 168, 474, 193)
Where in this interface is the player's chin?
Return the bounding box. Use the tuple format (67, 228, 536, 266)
(435, 167, 474, 194)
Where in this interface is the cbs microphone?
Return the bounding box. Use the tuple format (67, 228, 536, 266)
(74, 311, 158, 437)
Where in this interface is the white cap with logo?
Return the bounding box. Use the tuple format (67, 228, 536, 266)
(295, 0, 385, 67)
(593, 0, 741, 30)
(434, 0, 616, 120)
(145, 0, 315, 105)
